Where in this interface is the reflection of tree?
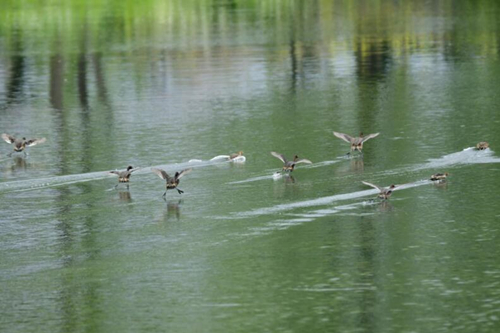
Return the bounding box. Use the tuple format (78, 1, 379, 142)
(355, 39, 392, 81)
(356, 219, 377, 332)
(77, 53, 89, 111)
(50, 53, 64, 111)
(5, 28, 25, 104)
(92, 53, 110, 107)
(54, 183, 101, 333)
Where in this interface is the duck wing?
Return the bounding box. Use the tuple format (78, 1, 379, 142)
(129, 167, 141, 174)
(271, 151, 287, 163)
(25, 137, 47, 147)
(293, 158, 312, 165)
(362, 181, 383, 191)
(360, 133, 380, 143)
(152, 168, 171, 181)
(175, 168, 192, 180)
(333, 131, 353, 143)
(1, 133, 16, 144)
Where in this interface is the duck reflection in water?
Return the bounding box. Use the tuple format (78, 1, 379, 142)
(118, 189, 132, 202)
(163, 199, 182, 221)
(378, 200, 394, 212)
(272, 172, 295, 183)
(350, 158, 364, 172)
(11, 156, 28, 171)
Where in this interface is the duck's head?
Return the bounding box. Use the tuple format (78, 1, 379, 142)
(127, 165, 134, 171)
(389, 184, 396, 189)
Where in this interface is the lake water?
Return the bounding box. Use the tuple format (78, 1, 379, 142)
(1, 1, 500, 332)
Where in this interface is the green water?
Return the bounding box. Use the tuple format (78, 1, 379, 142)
(1, 1, 500, 332)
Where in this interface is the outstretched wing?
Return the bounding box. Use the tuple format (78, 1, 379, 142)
(25, 137, 47, 147)
(109, 170, 120, 175)
(271, 151, 287, 163)
(294, 158, 312, 165)
(361, 133, 380, 143)
(129, 167, 141, 173)
(1, 133, 16, 144)
(175, 168, 192, 180)
(333, 131, 353, 143)
(362, 181, 383, 191)
(152, 168, 171, 180)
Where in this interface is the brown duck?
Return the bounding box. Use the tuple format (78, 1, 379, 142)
(152, 168, 192, 195)
(109, 166, 139, 183)
(430, 172, 449, 181)
(362, 181, 396, 200)
(2, 133, 46, 155)
(476, 142, 489, 150)
(333, 131, 379, 153)
(229, 151, 243, 160)
(271, 152, 312, 172)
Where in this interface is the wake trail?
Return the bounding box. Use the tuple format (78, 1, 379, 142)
(0, 158, 231, 193)
(225, 148, 500, 219)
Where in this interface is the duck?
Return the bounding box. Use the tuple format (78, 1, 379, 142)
(333, 131, 379, 153)
(2, 133, 46, 155)
(362, 181, 396, 200)
(229, 151, 243, 160)
(109, 166, 139, 183)
(430, 172, 449, 181)
(152, 168, 192, 195)
(270, 152, 312, 172)
(476, 142, 489, 150)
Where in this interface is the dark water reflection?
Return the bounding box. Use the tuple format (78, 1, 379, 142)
(1, 1, 500, 332)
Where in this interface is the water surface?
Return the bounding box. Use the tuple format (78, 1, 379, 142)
(1, 1, 500, 332)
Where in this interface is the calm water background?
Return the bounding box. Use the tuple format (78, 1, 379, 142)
(1, 0, 500, 332)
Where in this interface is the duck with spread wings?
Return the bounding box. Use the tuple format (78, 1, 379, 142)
(152, 168, 192, 196)
(333, 131, 379, 154)
(270, 152, 312, 172)
(2, 133, 46, 156)
(362, 181, 396, 200)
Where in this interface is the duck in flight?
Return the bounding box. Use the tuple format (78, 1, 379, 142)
(362, 181, 396, 200)
(152, 168, 192, 196)
(333, 131, 379, 154)
(270, 152, 312, 172)
(2, 133, 46, 156)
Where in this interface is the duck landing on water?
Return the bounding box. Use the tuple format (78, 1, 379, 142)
(152, 168, 192, 196)
(333, 131, 379, 155)
(270, 152, 312, 172)
(109, 166, 139, 184)
(362, 181, 396, 200)
(2, 133, 46, 156)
